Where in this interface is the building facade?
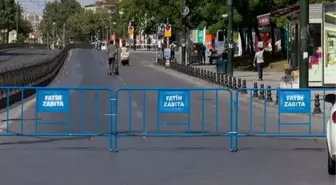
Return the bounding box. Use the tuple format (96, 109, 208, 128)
(84, 0, 119, 12)
(22, 12, 42, 42)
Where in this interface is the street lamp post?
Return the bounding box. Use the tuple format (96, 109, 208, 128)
(299, 0, 309, 88)
(62, 24, 65, 47)
(52, 22, 56, 50)
(15, 0, 19, 38)
(226, 0, 234, 76)
(181, 0, 187, 65)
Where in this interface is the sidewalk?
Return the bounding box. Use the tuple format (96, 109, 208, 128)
(165, 61, 334, 118)
(194, 65, 284, 88)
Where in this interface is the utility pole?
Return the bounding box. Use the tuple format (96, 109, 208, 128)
(227, 0, 233, 76)
(181, 0, 187, 65)
(106, 26, 109, 44)
(166, 18, 169, 50)
(47, 32, 49, 49)
(299, 0, 309, 88)
(16, 0, 19, 38)
(62, 24, 65, 47)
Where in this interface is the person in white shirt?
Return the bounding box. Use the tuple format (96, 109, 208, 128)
(253, 47, 265, 81)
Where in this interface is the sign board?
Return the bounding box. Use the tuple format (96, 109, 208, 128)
(37, 89, 69, 112)
(158, 90, 190, 113)
(181, 6, 190, 16)
(257, 13, 270, 26)
(278, 90, 311, 113)
(164, 48, 171, 59)
(164, 24, 171, 38)
(197, 29, 204, 44)
(128, 26, 134, 35)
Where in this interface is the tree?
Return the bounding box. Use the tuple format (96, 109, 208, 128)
(19, 19, 33, 38)
(39, 0, 81, 43)
(67, 8, 111, 41)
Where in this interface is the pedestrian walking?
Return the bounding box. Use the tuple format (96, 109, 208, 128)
(253, 47, 265, 81)
(201, 44, 206, 64)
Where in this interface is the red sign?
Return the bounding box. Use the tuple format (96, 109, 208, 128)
(136, 35, 140, 41)
(165, 24, 171, 31)
(110, 34, 116, 41)
(257, 13, 270, 26)
(128, 26, 134, 30)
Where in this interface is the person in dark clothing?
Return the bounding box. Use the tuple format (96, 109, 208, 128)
(201, 45, 206, 64)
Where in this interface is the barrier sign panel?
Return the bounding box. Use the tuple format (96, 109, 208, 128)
(278, 90, 311, 113)
(37, 89, 69, 112)
(158, 90, 190, 113)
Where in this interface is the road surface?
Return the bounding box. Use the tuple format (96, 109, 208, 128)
(0, 48, 58, 69)
(0, 49, 333, 185)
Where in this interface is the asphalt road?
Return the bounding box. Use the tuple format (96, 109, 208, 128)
(0, 49, 334, 185)
(0, 48, 58, 69)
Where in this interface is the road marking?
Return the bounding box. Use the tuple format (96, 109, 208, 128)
(117, 76, 127, 85)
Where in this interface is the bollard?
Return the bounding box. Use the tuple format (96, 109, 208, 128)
(207, 70, 210, 81)
(253, 82, 259, 98)
(266, 85, 273, 102)
(217, 73, 220, 85)
(197, 68, 200, 78)
(274, 90, 279, 105)
(241, 79, 248, 94)
(313, 94, 322, 114)
(228, 76, 232, 89)
(259, 84, 265, 100)
(213, 72, 217, 83)
(224, 75, 228, 87)
(200, 69, 204, 78)
(210, 72, 215, 83)
(220, 74, 224, 86)
(232, 77, 237, 90)
(237, 78, 242, 90)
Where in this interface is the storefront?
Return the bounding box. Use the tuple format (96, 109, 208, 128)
(322, 3, 336, 87)
(308, 3, 336, 87)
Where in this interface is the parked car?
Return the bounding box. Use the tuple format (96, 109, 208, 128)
(325, 93, 336, 175)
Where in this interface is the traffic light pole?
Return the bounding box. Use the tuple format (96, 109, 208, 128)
(166, 18, 170, 49)
(227, 0, 233, 76)
(181, 0, 186, 65)
(299, 0, 309, 88)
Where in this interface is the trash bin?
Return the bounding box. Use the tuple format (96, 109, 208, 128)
(216, 59, 228, 74)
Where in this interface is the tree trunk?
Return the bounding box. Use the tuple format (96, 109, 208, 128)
(247, 27, 255, 55)
(239, 27, 246, 54)
(280, 27, 286, 59)
(270, 22, 275, 57)
(253, 20, 261, 41)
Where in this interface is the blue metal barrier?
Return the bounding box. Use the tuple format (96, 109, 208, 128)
(233, 88, 335, 151)
(112, 87, 234, 152)
(0, 86, 114, 150)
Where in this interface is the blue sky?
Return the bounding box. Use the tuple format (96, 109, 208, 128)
(19, 0, 95, 14)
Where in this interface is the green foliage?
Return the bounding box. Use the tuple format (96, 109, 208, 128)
(67, 8, 111, 41)
(39, 0, 81, 42)
(19, 19, 33, 38)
